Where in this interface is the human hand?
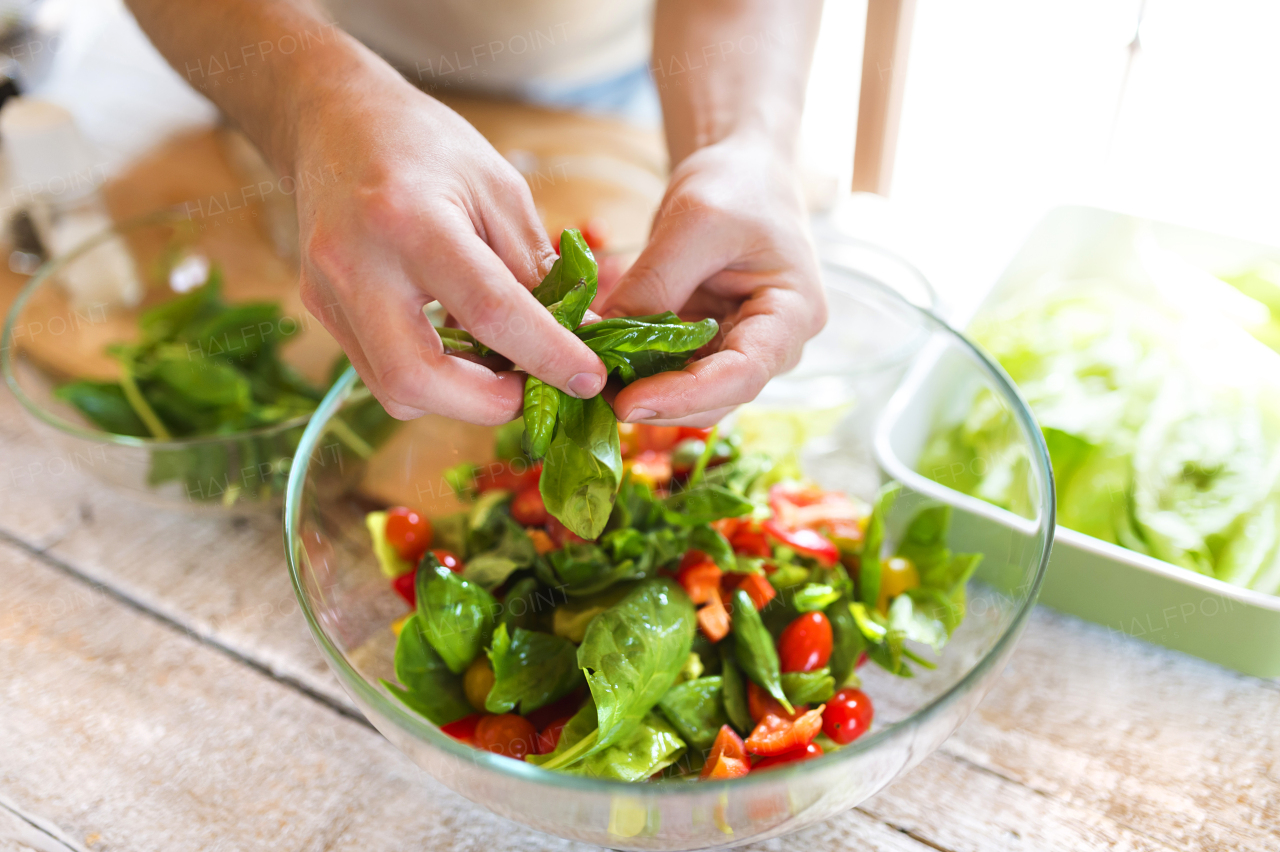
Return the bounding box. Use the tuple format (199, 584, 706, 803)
(599, 138, 827, 427)
(294, 79, 607, 423)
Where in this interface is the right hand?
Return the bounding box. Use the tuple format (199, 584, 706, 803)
(293, 78, 606, 423)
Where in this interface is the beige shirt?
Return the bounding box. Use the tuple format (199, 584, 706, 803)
(323, 0, 653, 96)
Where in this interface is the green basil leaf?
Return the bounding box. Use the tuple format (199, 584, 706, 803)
(826, 593, 866, 686)
(687, 523, 736, 572)
(498, 577, 543, 632)
(700, 451, 775, 497)
(540, 577, 695, 768)
(718, 645, 753, 735)
(416, 553, 498, 674)
(859, 482, 901, 608)
(493, 418, 526, 461)
(151, 352, 251, 408)
(575, 316, 717, 354)
(180, 301, 284, 359)
(730, 587, 793, 714)
(484, 623, 584, 714)
(792, 582, 843, 613)
(551, 582, 635, 643)
(545, 540, 652, 597)
(462, 516, 537, 590)
(573, 712, 685, 781)
(54, 380, 149, 436)
(663, 484, 754, 526)
(138, 267, 223, 342)
(539, 394, 622, 540)
(548, 278, 596, 331)
(657, 675, 728, 750)
(380, 613, 473, 725)
(780, 668, 835, 705)
(522, 377, 560, 460)
(532, 229, 596, 306)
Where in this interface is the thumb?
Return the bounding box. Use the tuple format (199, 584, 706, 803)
(600, 211, 733, 318)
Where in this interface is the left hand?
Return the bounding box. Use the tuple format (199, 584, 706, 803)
(598, 137, 827, 427)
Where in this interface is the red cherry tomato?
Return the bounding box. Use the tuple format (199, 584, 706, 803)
(535, 715, 574, 754)
(431, 549, 463, 573)
(635, 424, 681, 452)
(677, 426, 715, 442)
(510, 486, 549, 526)
(700, 725, 751, 779)
(744, 705, 825, 756)
(385, 506, 432, 562)
(730, 527, 771, 559)
(524, 686, 587, 731)
(753, 741, 823, 770)
(440, 713, 482, 744)
(746, 681, 806, 723)
(779, 611, 833, 673)
(476, 461, 542, 494)
(475, 714, 538, 759)
(822, 687, 874, 745)
(762, 519, 838, 567)
(579, 217, 609, 250)
(392, 570, 416, 606)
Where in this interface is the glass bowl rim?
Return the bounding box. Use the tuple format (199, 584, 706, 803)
(1, 208, 324, 449)
(282, 277, 1057, 795)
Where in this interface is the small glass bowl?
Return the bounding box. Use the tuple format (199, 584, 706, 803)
(284, 267, 1055, 849)
(1, 209, 389, 512)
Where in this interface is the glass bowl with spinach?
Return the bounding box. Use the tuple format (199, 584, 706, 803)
(284, 257, 1055, 850)
(1, 210, 394, 511)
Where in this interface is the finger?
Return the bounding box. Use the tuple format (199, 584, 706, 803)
(475, 168, 558, 289)
(601, 208, 738, 318)
(308, 296, 427, 421)
(340, 274, 525, 425)
(611, 287, 820, 422)
(622, 406, 737, 429)
(423, 230, 606, 399)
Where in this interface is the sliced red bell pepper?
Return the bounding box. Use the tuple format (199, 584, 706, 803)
(745, 705, 825, 756)
(762, 518, 838, 567)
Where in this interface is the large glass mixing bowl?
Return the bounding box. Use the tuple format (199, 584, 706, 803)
(283, 265, 1055, 850)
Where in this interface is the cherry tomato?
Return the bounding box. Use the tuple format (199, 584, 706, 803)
(385, 506, 432, 562)
(635, 424, 681, 452)
(753, 741, 823, 770)
(676, 556, 721, 605)
(545, 517, 586, 547)
(778, 611, 833, 673)
(746, 681, 806, 723)
(745, 705, 825, 756)
(510, 486, 549, 526)
(475, 714, 538, 759)
(464, 657, 495, 712)
(579, 216, 609, 250)
(475, 460, 542, 493)
(535, 715, 574, 754)
(700, 725, 751, 780)
(440, 713, 482, 744)
(696, 594, 731, 642)
(431, 549, 463, 573)
(711, 517, 740, 539)
(763, 519, 838, 567)
(822, 688, 874, 745)
(877, 556, 920, 612)
(730, 527, 771, 559)
(678, 426, 715, 442)
(735, 574, 776, 610)
(391, 570, 416, 606)
(625, 449, 673, 488)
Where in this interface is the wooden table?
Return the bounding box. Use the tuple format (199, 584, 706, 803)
(2, 125, 1279, 852)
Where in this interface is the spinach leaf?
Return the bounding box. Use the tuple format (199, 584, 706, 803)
(730, 587, 793, 714)
(532, 229, 597, 306)
(859, 483, 900, 608)
(540, 577, 695, 768)
(380, 613, 473, 725)
(687, 523, 736, 572)
(662, 484, 754, 526)
(718, 645, 753, 735)
(780, 668, 835, 705)
(825, 593, 866, 686)
(657, 676, 728, 750)
(539, 394, 622, 540)
(484, 623, 584, 714)
(54, 381, 149, 436)
(498, 577, 543, 632)
(462, 514, 537, 591)
(544, 537, 652, 597)
(551, 583, 634, 643)
(416, 553, 498, 674)
(530, 698, 685, 781)
(152, 352, 251, 408)
(522, 377, 560, 460)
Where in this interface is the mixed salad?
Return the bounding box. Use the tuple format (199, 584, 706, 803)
(54, 261, 392, 503)
(369, 419, 982, 781)
(921, 264, 1280, 595)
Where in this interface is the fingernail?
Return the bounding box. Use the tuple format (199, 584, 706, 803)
(624, 408, 657, 422)
(567, 372, 604, 398)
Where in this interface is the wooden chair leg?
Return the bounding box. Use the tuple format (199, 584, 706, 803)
(852, 0, 917, 196)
